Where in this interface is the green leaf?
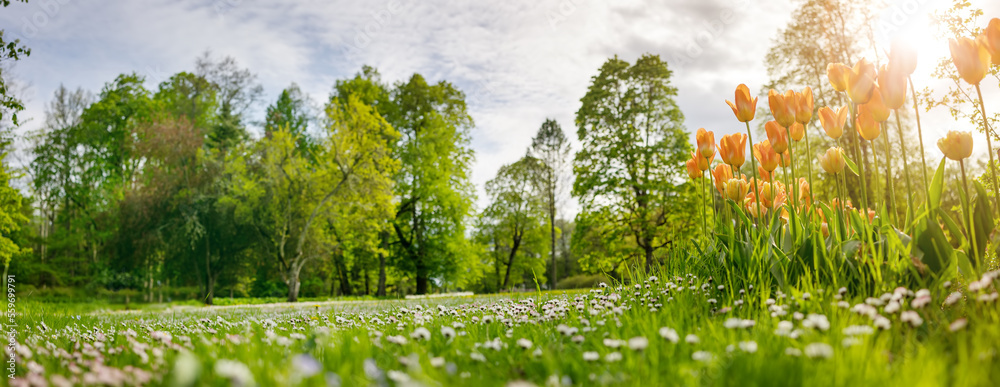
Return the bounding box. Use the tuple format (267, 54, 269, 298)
(970, 181, 995, 266)
(913, 215, 954, 274)
(844, 155, 860, 176)
(929, 158, 947, 209)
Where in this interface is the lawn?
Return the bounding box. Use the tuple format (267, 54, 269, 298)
(9, 271, 1000, 386)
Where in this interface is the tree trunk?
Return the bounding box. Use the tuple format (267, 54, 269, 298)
(644, 243, 654, 272)
(549, 210, 557, 289)
(337, 257, 352, 296)
(502, 233, 523, 289)
(204, 236, 214, 305)
(377, 251, 387, 297)
(415, 257, 429, 295)
(286, 265, 302, 302)
(364, 268, 370, 296)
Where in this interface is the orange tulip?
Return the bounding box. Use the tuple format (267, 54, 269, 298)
(795, 87, 814, 124)
(686, 157, 703, 179)
(818, 106, 848, 139)
(723, 178, 750, 202)
(696, 128, 716, 159)
(719, 133, 747, 169)
(827, 63, 850, 92)
(745, 195, 766, 218)
(726, 84, 758, 123)
(790, 122, 805, 142)
(889, 39, 918, 76)
(856, 104, 881, 141)
(984, 18, 1000, 66)
(711, 163, 733, 195)
(821, 222, 830, 238)
(865, 84, 891, 122)
(819, 147, 846, 174)
(949, 37, 990, 85)
(777, 150, 792, 168)
(798, 178, 811, 208)
(690, 151, 710, 171)
(877, 64, 907, 110)
(757, 166, 773, 182)
(847, 58, 877, 104)
(768, 89, 797, 128)
(937, 131, 974, 161)
(753, 140, 779, 172)
(764, 120, 789, 154)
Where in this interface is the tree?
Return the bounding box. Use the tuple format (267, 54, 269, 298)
(573, 54, 694, 270)
(529, 119, 570, 289)
(0, 0, 30, 127)
(195, 53, 263, 150)
(226, 93, 398, 302)
(382, 74, 476, 294)
(480, 156, 548, 290)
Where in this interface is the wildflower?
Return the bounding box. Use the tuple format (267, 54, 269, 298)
(911, 290, 931, 309)
(804, 343, 834, 359)
(292, 354, 322, 378)
(937, 131, 974, 161)
(802, 314, 830, 331)
(410, 327, 431, 341)
(726, 84, 758, 123)
(692, 351, 714, 363)
(659, 327, 679, 343)
(842, 337, 862, 348)
(685, 334, 700, 344)
(774, 320, 794, 337)
(843, 325, 874, 336)
(430, 357, 445, 368)
(883, 302, 900, 314)
(949, 318, 968, 332)
(627, 336, 648, 351)
(603, 338, 625, 349)
(386, 335, 408, 345)
(873, 316, 891, 330)
(215, 359, 256, 387)
(900, 311, 923, 327)
(739, 341, 758, 353)
(949, 36, 990, 85)
(470, 352, 486, 362)
(582, 352, 600, 362)
(944, 291, 963, 306)
(571, 335, 585, 344)
(516, 338, 533, 350)
(441, 326, 456, 340)
(605, 352, 623, 362)
(785, 347, 802, 357)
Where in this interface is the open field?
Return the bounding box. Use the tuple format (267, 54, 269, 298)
(9, 272, 1000, 386)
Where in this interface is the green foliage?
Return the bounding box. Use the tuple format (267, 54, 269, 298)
(573, 54, 696, 269)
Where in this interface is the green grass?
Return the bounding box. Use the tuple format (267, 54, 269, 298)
(9, 272, 1000, 386)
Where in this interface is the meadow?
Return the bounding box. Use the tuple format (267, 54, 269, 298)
(9, 266, 1000, 386)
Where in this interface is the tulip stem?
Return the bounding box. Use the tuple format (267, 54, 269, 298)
(974, 84, 1000, 216)
(700, 176, 708, 246)
(745, 121, 761, 226)
(908, 76, 931, 213)
(871, 139, 881, 215)
(894, 109, 915, 229)
(882, 135, 897, 225)
(803, 122, 815, 219)
(785, 125, 798, 241)
(850, 103, 870, 214)
(959, 159, 980, 269)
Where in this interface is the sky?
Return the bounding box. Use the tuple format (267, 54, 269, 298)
(2, 0, 999, 213)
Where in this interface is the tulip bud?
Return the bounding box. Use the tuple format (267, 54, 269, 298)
(724, 178, 750, 202)
(719, 133, 747, 169)
(937, 131, 973, 161)
(984, 18, 1000, 67)
(865, 85, 891, 122)
(753, 140, 779, 172)
(711, 164, 734, 195)
(768, 89, 797, 128)
(818, 106, 848, 140)
(847, 58, 877, 104)
(827, 63, 850, 92)
(795, 87, 814, 124)
(949, 37, 990, 85)
(686, 157, 703, 179)
(877, 65, 907, 110)
(856, 104, 881, 141)
(726, 84, 758, 123)
(819, 147, 846, 174)
(696, 128, 716, 159)
(764, 121, 789, 154)
(790, 122, 805, 142)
